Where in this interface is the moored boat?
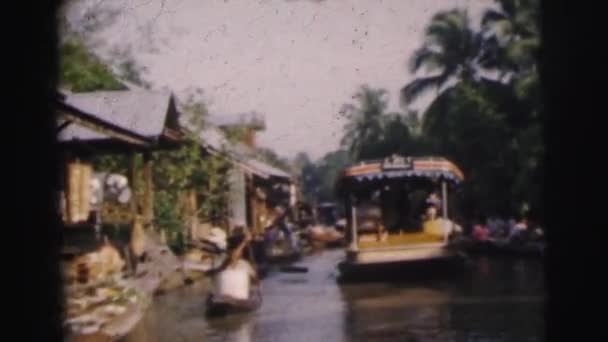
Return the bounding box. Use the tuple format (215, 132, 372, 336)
(335, 155, 468, 281)
(458, 237, 545, 258)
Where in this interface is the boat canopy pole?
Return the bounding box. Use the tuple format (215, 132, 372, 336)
(350, 195, 358, 251)
(441, 180, 448, 243)
(441, 181, 448, 219)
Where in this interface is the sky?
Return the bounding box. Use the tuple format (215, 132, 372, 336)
(67, 0, 494, 160)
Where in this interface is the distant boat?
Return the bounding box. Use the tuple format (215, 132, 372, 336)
(458, 237, 545, 258)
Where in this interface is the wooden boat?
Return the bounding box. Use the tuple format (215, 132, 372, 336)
(337, 233, 468, 281)
(304, 225, 346, 248)
(459, 237, 545, 258)
(257, 228, 304, 265)
(205, 287, 262, 318)
(265, 247, 303, 264)
(335, 155, 468, 281)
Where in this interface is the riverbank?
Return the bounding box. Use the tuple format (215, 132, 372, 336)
(65, 230, 208, 341)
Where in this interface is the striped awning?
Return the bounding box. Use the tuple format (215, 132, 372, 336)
(342, 156, 464, 183)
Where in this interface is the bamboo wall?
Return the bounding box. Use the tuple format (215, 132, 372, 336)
(65, 159, 92, 223)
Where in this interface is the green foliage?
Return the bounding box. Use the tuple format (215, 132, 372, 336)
(152, 102, 233, 233)
(91, 99, 234, 245)
(293, 150, 352, 203)
(340, 85, 426, 162)
(58, 3, 245, 242)
(257, 147, 292, 173)
(303, 0, 543, 221)
(91, 154, 129, 175)
(118, 59, 152, 89)
(154, 190, 183, 238)
(340, 86, 391, 160)
(60, 39, 126, 92)
(401, 9, 481, 105)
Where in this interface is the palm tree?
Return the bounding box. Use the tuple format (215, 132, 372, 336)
(340, 85, 389, 160)
(481, 0, 542, 213)
(480, 0, 540, 101)
(401, 9, 483, 105)
(379, 113, 413, 156)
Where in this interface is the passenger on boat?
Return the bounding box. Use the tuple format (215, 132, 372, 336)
(508, 216, 529, 242)
(426, 192, 442, 209)
(506, 217, 517, 237)
(472, 222, 490, 242)
(269, 206, 297, 251)
(206, 231, 261, 306)
(486, 216, 503, 238)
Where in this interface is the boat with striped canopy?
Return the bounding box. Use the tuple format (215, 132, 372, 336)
(335, 155, 467, 280)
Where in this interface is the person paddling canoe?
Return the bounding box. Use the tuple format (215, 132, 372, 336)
(204, 231, 262, 317)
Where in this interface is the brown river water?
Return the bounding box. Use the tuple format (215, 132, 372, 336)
(122, 249, 545, 342)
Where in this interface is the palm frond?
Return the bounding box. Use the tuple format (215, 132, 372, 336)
(498, 0, 518, 18)
(400, 74, 446, 105)
(505, 36, 539, 67)
(481, 9, 508, 30)
(409, 46, 444, 74)
(514, 71, 539, 100)
(426, 10, 469, 49)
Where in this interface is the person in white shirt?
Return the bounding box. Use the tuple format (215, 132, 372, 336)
(205, 231, 261, 313)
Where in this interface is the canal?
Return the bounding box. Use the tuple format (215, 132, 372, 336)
(124, 250, 545, 341)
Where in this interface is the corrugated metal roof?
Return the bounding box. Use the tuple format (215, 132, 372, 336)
(185, 123, 291, 180)
(243, 158, 291, 179)
(59, 90, 174, 142)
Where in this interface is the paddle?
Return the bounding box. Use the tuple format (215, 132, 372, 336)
(279, 265, 309, 273)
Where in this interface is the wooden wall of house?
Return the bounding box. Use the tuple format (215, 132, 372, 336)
(227, 168, 247, 233)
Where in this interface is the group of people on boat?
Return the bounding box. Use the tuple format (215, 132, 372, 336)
(470, 213, 544, 244)
(353, 188, 462, 244)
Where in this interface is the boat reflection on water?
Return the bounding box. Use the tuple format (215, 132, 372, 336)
(339, 286, 452, 341)
(338, 255, 544, 341)
(203, 315, 255, 342)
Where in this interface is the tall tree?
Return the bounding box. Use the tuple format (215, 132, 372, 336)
(340, 85, 389, 161)
(257, 147, 292, 172)
(377, 113, 415, 156)
(315, 150, 352, 202)
(401, 9, 483, 105)
(60, 39, 126, 92)
(481, 0, 542, 215)
(398, 2, 543, 218)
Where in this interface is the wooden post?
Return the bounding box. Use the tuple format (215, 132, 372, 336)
(80, 162, 92, 222)
(65, 158, 76, 223)
(245, 174, 254, 235)
(350, 196, 358, 251)
(128, 152, 137, 218)
(441, 181, 448, 219)
(289, 183, 297, 222)
(441, 180, 448, 243)
(143, 152, 154, 225)
(245, 174, 257, 235)
(123, 246, 135, 276)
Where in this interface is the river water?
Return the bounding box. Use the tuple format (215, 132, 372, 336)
(123, 250, 545, 341)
